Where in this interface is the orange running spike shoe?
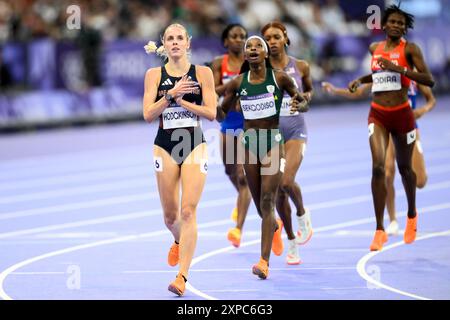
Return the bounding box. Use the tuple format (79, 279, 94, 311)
(227, 227, 241, 248)
(252, 257, 269, 279)
(168, 273, 186, 296)
(272, 219, 284, 256)
(404, 212, 418, 244)
(168, 242, 179, 267)
(370, 230, 388, 251)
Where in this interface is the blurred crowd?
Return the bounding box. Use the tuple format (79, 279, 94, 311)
(0, 0, 371, 42)
(1, 0, 449, 92)
(0, 0, 378, 88)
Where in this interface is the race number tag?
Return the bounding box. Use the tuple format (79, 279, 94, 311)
(154, 157, 163, 172)
(162, 106, 198, 129)
(280, 158, 286, 173)
(368, 123, 375, 138)
(200, 159, 208, 174)
(407, 129, 416, 145)
(280, 96, 299, 117)
(240, 93, 277, 120)
(372, 71, 402, 92)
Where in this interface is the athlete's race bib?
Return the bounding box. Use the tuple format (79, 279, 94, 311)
(280, 96, 299, 117)
(372, 71, 402, 92)
(162, 106, 198, 129)
(240, 93, 277, 120)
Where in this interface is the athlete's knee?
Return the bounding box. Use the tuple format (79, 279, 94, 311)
(398, 164, 414, 178)
(237, 175, 247, 188)
(224, 164, 236, 177)
(180, 205, 196, 222)
(260, 192, 275, 212)
(279, 179, 294, 193)
(372, 164, 385, 179)
(164, 211, 178, 227)
(277, 187, 288, 200)
(416, 174, 427, 189)
(385, 169, 395, 185)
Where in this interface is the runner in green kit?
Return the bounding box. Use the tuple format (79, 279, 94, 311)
(220, 36, 308, 279)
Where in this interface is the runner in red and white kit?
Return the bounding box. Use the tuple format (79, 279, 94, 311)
(349, 5, 434, 251)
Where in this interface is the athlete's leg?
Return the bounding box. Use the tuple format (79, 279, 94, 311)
(412, 130, 427, 188)
(392, 133, 417, 219)
(153, 145, 181, 242)
(235, 131, 252, 230)
(243, 154, 262, 217)
(235, 163, 251, 229)
(259, 143, 284, 262)
(221, 132, 239, 190)
(227, 136, 253, 248)
(276, 139, 305, 240)
(385, 135, 397, 222)
(368, 123, 390, 250)
(178, 143, 208, 279)
(392, 129, 417, 244)
(369, 123, 390, 230)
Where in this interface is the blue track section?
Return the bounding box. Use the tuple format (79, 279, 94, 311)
(1, 97, 449, 300)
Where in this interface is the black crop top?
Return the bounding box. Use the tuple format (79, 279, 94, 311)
(156, 64, 203, 129)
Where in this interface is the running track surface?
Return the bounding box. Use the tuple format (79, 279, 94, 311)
(1, 96, 449, 300)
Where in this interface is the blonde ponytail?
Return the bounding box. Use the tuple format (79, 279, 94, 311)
(144, 41, 166, 58)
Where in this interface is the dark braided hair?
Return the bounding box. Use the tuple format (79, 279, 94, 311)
(382, 4, 415, 31)
(221, 23, 248, 46)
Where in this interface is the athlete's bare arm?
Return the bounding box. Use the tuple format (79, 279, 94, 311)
(143, 67, 166, 123)
(275, 70, 308, 113)
(414, 84, 436, 119)
(323, 82, 371, 99)
(177, 65, 217, 121)
(220, 75, 243, 113)
(348, 42, 379, 92)
(297, 59, 314, 102)
(405, 43, 435, 87)
(211, 56, 227, 96)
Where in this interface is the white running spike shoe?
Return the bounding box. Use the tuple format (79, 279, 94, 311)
(286, 239, 302, 265)
(296, 208, 313, 245)
(386, 220, 399, 236)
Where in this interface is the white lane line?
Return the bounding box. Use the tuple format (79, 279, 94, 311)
(185, 202, 450, 300)
(0, 193, 151, 221)
(0, 197, 241, 239)
(0, 213, 256, 300)
(320, 286, 368, 290)
(3, 137, 449, 174)
(1, 179, 449, 240)
(3, 161, 450, 205)
(0, 201, 449, 300)
(325, 249, 369, 253)
(356, 229, 450, 301)
(123, 267, 355, 274)
(200, 289, 259, 293)
(3, 151, 450, 198)
(0, 156, 148, 181)
(10, 272, 65, 275)
(0, 144, 149, 169)
(0, 166, 148, 192)
(0, 178, 152, 205)
(0, 179, 229, 205)
(2, 164, 449, 222)
(0, 142, 365, 174)
(6, 137, 450, 186)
